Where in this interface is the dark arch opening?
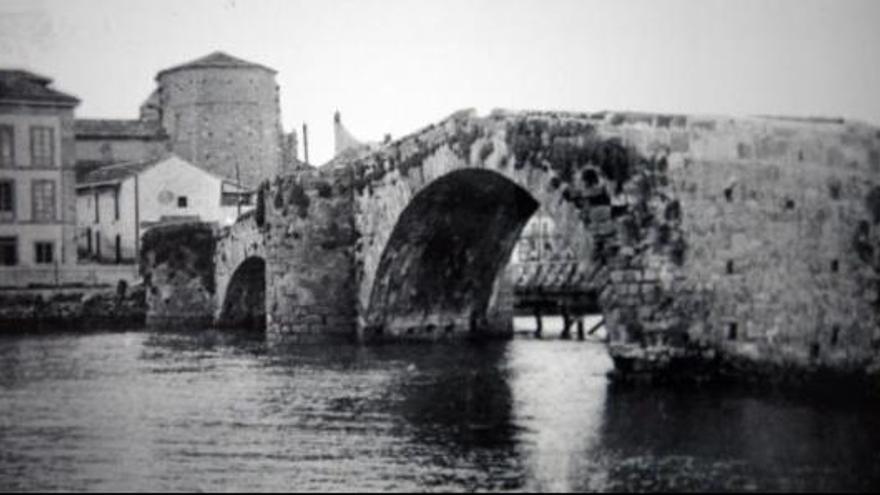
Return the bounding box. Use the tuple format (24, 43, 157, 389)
(366, 169, 542, 338)
(219, 256, 266, 331)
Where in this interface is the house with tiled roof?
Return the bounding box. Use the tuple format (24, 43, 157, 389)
(75, 154, 253, 264)
(0, 69, 81, 286)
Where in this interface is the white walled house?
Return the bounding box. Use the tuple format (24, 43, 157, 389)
(76, 154, 253, 263)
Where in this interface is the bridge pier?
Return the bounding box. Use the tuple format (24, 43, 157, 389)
(533, 307, 542, 339)
(560, 306, 573, 340)
(263, 171, 359, 342)
(140, 222, 218, 329)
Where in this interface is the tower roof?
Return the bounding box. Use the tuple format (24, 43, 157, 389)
(0, 69, 79, 107)
(156, 51, 276, 79)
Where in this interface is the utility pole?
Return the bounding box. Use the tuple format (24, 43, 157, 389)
(134, 174, 140, 263)
(234, 160, 242, 218)
(302, 123, 309, 166)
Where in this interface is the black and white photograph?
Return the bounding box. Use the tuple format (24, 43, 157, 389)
(1, 0, 880, 491)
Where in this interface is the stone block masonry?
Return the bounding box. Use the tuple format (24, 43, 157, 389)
(262, 167, 358, 341)
(157, 60, 284, 188)
(345, 109, 880, 377)
(144, 108, 880, 383)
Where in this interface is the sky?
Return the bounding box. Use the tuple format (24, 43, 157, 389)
(1, 0, 879, 165)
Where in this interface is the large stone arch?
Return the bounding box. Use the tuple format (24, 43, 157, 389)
(214, 213, 267, 327)
(362, 167, 595, 338)
(353, 110, 688, 350)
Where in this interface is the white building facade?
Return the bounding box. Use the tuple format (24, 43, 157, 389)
(76, 154, 253, 263)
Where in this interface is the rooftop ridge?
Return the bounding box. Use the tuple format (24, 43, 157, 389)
(155, 51, 276, 79)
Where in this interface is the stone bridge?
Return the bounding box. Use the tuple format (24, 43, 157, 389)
(142, 109, 880, 377)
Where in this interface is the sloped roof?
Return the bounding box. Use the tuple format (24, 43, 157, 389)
(77, 157, 162, 187)
(75, 159, 118, 183)
(77, 154, 252, 190)
(0, 70, 79, 106)
(74, 118, 167, 139)
(156, 51, 276, 79)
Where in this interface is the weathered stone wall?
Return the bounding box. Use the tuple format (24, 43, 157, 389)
(667, 116, 880, 374)
(140, 222, 217, 327)
(346, 109, 880, 374)
(157, 66, 283, 188)
(263, 168, 358, 341)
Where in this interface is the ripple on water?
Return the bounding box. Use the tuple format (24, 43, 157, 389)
(0, 331, 879, 491)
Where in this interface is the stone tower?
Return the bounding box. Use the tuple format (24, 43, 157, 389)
(155, 52, 284, 188)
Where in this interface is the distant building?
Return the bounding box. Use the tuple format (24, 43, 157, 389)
(0, 70, 80, 285)
(76, 154, 252, 264)
(75, 51, 299, 189)
(74, 118, 168, 180)
(510, 210, 582, 268)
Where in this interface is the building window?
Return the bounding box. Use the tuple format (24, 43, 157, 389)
(723, 186, 734, 202)
(30, 126, 54, 167)
(94, 191, 100, 223)
(178, 196, 188, 208)
(0, 125, 13, 167)
(31, 180, 56, 222)
(95, 231, 101, 259)
(115, 234, 121, 263)
(34, 241, 53, 264)
(727, 322, 738, 340)
(0, 180, 14, 221)
(0, 236, 17, 266)
(114, 188, 120, 221)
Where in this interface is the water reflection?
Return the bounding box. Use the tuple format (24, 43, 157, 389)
(598, 384, 880, 491)
(0, 330, 879, 491)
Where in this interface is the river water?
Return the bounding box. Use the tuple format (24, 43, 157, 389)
(1, 325, 879, 492)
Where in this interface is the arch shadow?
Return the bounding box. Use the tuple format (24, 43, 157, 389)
(218, 256, 267, 331)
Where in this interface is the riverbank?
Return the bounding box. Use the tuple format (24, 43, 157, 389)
(0, 284, 146, 332)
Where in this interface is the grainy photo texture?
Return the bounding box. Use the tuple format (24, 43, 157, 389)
(1, 0, 880, 491)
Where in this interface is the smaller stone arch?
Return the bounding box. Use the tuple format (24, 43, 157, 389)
(214, 213, 266, 328)
(217, 255, 266, 330)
